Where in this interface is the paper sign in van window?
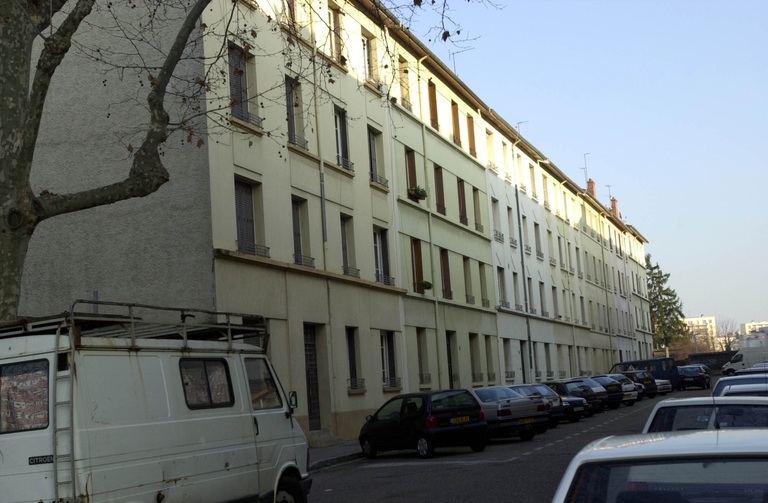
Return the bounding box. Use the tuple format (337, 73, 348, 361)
(244, 358, 282, 410)
(1, 359, 49, 434)
(180, 359, 234, 409)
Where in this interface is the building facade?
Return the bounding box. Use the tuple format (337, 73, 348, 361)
(20, 0, 651, 442)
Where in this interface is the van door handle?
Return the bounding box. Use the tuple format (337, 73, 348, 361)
(253, 416, 259, 435)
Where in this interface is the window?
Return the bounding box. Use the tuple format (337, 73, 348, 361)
(334, 106, 352, 170)
(534, 223, 542, 257)
(467, 115, 476, 156)
(340, 215, 357, 277)
(497, 267, 507, 306)
(440, 248, 452, 299)
(367, 127, 386, 186)
(292, 199, 313, 267)
(346, 327, 363, 389)
(434, 165, 445, 214)
(405, 148, 418, 201)
(512, 272, 520, 308)
(180, 359, 234, 409)
(417, 328, 429, 384)
(228, 46, 261, 127)
(328, 6, 343, 63)
(542, 175, 549, 206)
(373, 227, 393, 285)
(469, 333, 481, 380)
(457, 179, 468, 225)
(451, 101, 461, 146)
(1, 359, 49, 433)
(485, 130, 495, 169)
(428, 80, 439, 130)
(527, 277, 534, 313)
(285, 76, 306, 148)
(502, 142, 509, 173)
(517, 153, 525, 188)
(507, 207, 515, 243)
(552, 286, 559, 317)
(492, 199, 501, 237)
(539, 281, 547, 316)
(362, 34, 377, 83)
(581, 296, 586, 323)
(398, 57, 411, 110)
(479, 263, 489, 306)
(235, 180, 268, 257)
(412, 238, 425, 293)
(473, 187, 482, 231)
(381, 331, 398, 387)
(244, 358, 282, 410)
(529, 165, 537, 197)
(285, 0, 299, 26)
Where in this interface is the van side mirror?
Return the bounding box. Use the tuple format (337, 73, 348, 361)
(289, 391, 298, 410)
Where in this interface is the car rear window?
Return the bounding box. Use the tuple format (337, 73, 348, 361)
(533, 384, 558, 397)
(474, 387, 519, 403)
(1, 359, 49, 434)
(431, 390, 478, 411)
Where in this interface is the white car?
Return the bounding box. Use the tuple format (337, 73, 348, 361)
(655, 379, 672, 395)
(720, 383, 768, 397)
(713, 374, 768, 396)
(552, 430, 768, 503)
(642, 396, 768, 432)
(603, 373, 639, 406)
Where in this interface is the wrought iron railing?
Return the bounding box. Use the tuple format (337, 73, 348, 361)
(336, 154, 355, 172)
(475, 222, 484, 232)
(232, 109, 264, 129)
(376, 273, 395, 286)
(288, 131, 308, 150)
(238, 242, 270, 258)
(472, 373, 484, 382)
(487, 372, 496, 382)
(482, 298, 490, 308)
(419, 373, 431, 385)
(343, 266, 360, 278)
(510, 237, 518, 248)
(382, 376, 402, 388)
(466, 294, 475, 304)
(515, 303, 523, 311)
(505, 370, 516, 379)
(348, 378, 366, 391)
(525, 245, 532, 254)
(499, 300, 510, 309)
(370, 172, 389, 188)
(294, 254, 315, 267)
(536, 250, 545, 260)
(494, 230, 505, 243)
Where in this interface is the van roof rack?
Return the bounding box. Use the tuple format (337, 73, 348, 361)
(1, 300, 269, 350)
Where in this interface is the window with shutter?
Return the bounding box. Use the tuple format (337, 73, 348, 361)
(229, 46, 248, 121)
(434, 165, 445, 215)
(428, 81, 438, 130)
(440, 248, 451, 299)
(292, 200, 302, 258)
(411, 239, 423, 292)
(235, 181, 256, 254)
(457, 179, 468, 225)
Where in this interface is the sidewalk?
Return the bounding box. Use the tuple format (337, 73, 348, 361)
(308, 439, 363, 472)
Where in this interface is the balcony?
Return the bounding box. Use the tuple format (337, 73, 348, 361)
(578, 271, 584, 279)
(542, 310, 549, 317)
(560, 261, 568, 271)
(376, 272, 395, 286)
(419, 373, 432, 385)
(475, 222, 484, 232)
(510, 237, 518, 248)
(546, 370, 554, 378)
(504, 172, 512, 182)
(466, 294, 475, 305)
(493, 230, 505, 243)
(525, 245, 532, 254)
(343, 265, 360, 278)
(238, 242, 271, 258)
(544, 200, 551, 211)
(487, 160, 498, 172)
(559, 370, 566, 378)
(336, 154, 355, 172)
(401, 98, 413, 112)
(549, 256, 557, 266)
(531, 191, 539, 201)
(459, 214, 469, 226)
(437, 203, 446, 215)
(587, 274, 592, 281)
(535, 370, 542, 379)
(288, 131, 309, 150)
(487, 372, 496, 383)
(370, 172, 389, 188)
(347, 378, 366, 392)
(442, 289, 453, 300)
(499, 300, 510, 309)
(505, 370, 516, 380)
(382, 376, 402, 389)
(519, 183, 527, 193)
(536, 250, 544, 260)
(294, 254, 315, 268)
(232, 110, 264, 129)
(569, 266, 575, 274)
(530, 307, 537, 314)
(482, 298, 490, 308)
(515, 303, 524, 311)
(472, 373, 484, 383)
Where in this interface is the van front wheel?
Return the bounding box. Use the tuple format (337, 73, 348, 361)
(276, 477, 307, 503)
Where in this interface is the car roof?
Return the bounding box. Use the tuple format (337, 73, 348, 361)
(648, 396, 768, 408)
(718, 375, 768, 384)
(721, 383, 768, 393)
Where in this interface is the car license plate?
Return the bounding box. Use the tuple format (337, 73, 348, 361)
(574, 407, 584, 412)
(623, 393, 633, 399)
(685, 377, 694, 381)
(451, 416, 469, 424)
(644, 380, 652, 385)
(519, 417, 535, 424)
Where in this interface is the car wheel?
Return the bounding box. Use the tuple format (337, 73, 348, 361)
(535, 425, 548, 434)
(360, 438, 377, 459)
(416, 435, 435, 459)
(549, 419, 559, 429)
(647, 393, 657, 399)
(585, 410, 594, 417)
(470, 438, 487, 452)
(609, 403, 620, 410)
(275, 477, 307, 503)
(518, 429, 536, 441)
(568, 414, 581, 423)
(624, 400, 635, 407)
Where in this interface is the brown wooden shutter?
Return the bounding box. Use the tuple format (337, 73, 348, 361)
(412, 239, 423, 286)
(434, 166, 445, 209)
(467, 115, 476, 156)
(235, 181, 255, 253)
(406, 150, 417, 188)
(428, 81, 438, 128)
(229, 47, 247, 120)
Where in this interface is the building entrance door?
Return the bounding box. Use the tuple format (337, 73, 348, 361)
(303, 324, 321, 430)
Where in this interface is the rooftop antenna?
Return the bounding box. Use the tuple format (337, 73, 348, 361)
(449, 47, 474, 74)
(580, 153, 590, 185)
(516, 121, 528, 133)
(605, 184, 612, 199)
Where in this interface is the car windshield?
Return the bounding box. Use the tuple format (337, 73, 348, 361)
(566, 382, 592, 393)
(473, 387, 520, 403)
(646, 404, 768, 432)
(681, 367, 699, 376)
(533, 384, 558, 397)
(431, 390, 477, 410)
(564, 457, 768, 503)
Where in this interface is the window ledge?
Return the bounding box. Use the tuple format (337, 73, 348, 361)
(229, 115, 264, 136)
(347, 388, 366, 396)
(364, 80, 384, 96)
(383, 386, 402, 393)
(288, 142, 321, 163)
(370, 181, 389, 194)
(323, 160, 355, 178)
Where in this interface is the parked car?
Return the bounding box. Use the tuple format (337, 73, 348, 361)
(469, 386, 549, 440)
(655, 378, 673, 395)
(686, 363, 711, 374)
(358, 389, 487, 459)
(622, 370, 658, 398)
(679, 366, 711, 390)
(551, 430, 768, 503)
(720, 383, 768, 397)
(643, 396, 768, 432)
(590, 376, 624, 410)
(712, 375, 768, 396)
(509, 383, 563, 428)
(546, 381, 599, 416)
(634, 381, 646, 401)
(734, 368, 768, 376)
(610, 357, 680, 389)
(570, 377, 609, 412)
(722, 347, 768, 375)
(605, 373, 639, 406)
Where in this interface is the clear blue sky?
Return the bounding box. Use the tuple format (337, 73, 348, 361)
(408, 0, 768, 327)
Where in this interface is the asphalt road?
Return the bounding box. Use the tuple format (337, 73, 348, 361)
(309, 384, 715, 503)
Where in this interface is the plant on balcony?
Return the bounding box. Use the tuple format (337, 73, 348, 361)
(417, 280, 433, 290)
(407, 185, 428, 200)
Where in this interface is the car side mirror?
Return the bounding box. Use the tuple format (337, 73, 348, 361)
(289, 391, 298, 410)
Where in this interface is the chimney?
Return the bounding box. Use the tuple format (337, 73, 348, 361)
(587, 178, 597, 198)
(611, 197, 619, 218)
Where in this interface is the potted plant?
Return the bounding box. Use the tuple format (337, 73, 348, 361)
(417, 280, 433, 290)
(407, 185, 428, 200)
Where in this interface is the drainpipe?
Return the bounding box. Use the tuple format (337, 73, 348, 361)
(513, 185, 534, 384)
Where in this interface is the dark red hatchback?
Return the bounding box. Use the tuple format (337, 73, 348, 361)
(359, 389, 487, 459)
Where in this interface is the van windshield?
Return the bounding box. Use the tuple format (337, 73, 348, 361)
(1, 359, 49, 434)
(731, 354, 743, 363)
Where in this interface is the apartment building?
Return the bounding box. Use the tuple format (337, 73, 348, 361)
(20, 0, 651, 442)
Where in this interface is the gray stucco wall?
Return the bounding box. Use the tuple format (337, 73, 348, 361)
(19, 8, 215, 317)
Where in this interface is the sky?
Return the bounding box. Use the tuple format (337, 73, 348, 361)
(407, 0, 768, 327)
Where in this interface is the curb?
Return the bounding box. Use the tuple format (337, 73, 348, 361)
(309, 452, 363, 472)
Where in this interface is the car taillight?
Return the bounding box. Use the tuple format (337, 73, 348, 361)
(537, 404, 549, 411)
(425, 415, 439, 427)
(558, 397, 563, 407)
(479, 410, 485, 421)
(497, 409, 511, 417)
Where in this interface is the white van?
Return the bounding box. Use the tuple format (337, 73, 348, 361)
(722, 347, 768, 375)
(0, 301, 311, 503)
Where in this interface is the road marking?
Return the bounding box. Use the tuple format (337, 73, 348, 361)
(359, 457, 520, 468)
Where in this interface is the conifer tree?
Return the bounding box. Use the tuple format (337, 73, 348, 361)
(646, 254, 689, 354)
